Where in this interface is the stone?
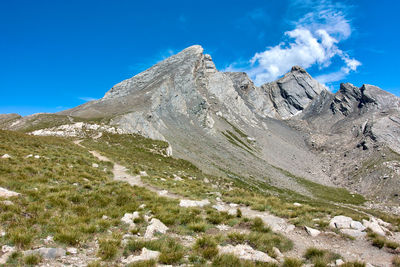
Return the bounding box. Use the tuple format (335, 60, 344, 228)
(329, 216, 353, 229)
(335, 259, 345, 266)
(34, 155, 40, 159)
(272, 247, 284, 262)
(350, 221, 366, 231)
(305, 226, 321, 237)
(363, 219, 386, 236)
(216, 224, 230, 231)
(166, 145, 173, 157)
(122, 248, 160, 264)
(173, 174, 183, 181)
(139, 171, 148, 176)
(218, 244, 278, 263)
(293, 202, 302, 207)
(0, 187, 19, 198)
(144, 218, 168, 238)
(92, 163, 99, 168)
(1, 154, 11, 159)
(158, 190, 168, 196)
(25, 154, 33, 158)
(0, 245, 15, 264)
(67, 247, 78, 254)
(25, 247, 66, 259)
(121, 212, 140, 229)
(44, 235, 54, 245)
(179, 199, 210, 208)
(340, 229, 367, 238)
(1, 200, 13, 206)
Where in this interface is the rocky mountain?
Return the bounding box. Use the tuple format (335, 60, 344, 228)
(2, 45, 400, 207)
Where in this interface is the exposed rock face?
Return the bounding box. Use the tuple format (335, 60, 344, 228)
(260, 66, 326, 119)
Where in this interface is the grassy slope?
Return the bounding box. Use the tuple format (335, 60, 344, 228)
(1, 130, 399, 265)
(81, 133, 398, 229)
(0, 130, 294, 265)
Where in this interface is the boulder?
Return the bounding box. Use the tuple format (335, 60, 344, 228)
(25, 247, 66, 259)
(305, 226, 321, 237)
(350, 221, 366, 231)
(363, 219, 386, 236)
(0, 245, 15, 264)
(179, 199, 210, 208)
(66, 247, 78, 254)
(218, 244, 278, 263)
(122, 247, 160, 264)
(121, 212, 140, 229)
(335, 259, 345, 266)
(340, 229, 367, 238)
(273, 247, 284, 263)
(329, 216, 353, 229)
(0, 187, 19, 198)
(144, 218, 168, 238)
(139, 171, 148, 176)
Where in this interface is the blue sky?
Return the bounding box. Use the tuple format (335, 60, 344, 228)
(1, 0, 399, 115)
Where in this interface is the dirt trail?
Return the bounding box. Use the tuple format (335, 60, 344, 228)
(74, 140, 180, 199)
(74, 139, 394, 266)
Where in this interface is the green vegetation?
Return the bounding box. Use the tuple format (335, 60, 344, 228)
(125, 237, 185, 264)
(367, 231, 400, 250)
(393, 256, 400, 267)
(98, 237, 121, 260)
(282, 258, 303, 267)
(80, 132, 376, 230)
(193, 235, 219, 260)
(0, 130, 231, 265)
(23, 253, 42, 265)
(128, 260, 157, 267)
(303, 247, 341, 266)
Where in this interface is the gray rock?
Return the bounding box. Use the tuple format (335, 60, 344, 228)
(25, 247, 66, 259)
(305, 226, 321, 237)
(340, 229, 366, 238)
(144, 218, 168, 238)
(329, 216, 353, 229)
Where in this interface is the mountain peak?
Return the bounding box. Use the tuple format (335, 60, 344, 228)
(290, 65, 307, 73)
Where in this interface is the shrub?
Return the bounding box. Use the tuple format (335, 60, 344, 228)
(212, 254, 241, 266)
(282, 257, 303, 267)
(304, 247, 341, 266)
(251, 217, 271, 233)
(97, 239, 120, 260)
(371, 236, 385, 249)
(188, 222, 208, 232)
(393, 256, 400, 267)
(128, 259, 157, 267)
(194, 236, 219, 260)
(23, 253, 41, 265)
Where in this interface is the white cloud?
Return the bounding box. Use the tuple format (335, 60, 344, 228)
(79, 97, 96, 102)
(228, 1, 360, 86)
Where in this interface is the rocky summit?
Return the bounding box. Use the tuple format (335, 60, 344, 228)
(1, 44, 400, 266)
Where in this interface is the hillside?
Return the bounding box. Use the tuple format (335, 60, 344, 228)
(1, 45, 400, 266)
